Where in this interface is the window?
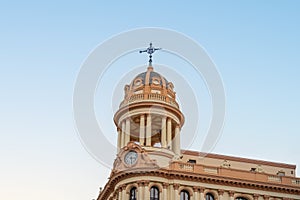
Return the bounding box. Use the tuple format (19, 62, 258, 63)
(150, 186, 159, 200)
(187, 159, 196, 164)
(129, 187, 137, 200)
(277, 171, 285, 176)
(236, 197, 247, 200)
(206, 193, 214, 200)
(180, 190, 190, 200)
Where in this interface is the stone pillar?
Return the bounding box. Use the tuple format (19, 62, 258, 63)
(264, 195, 270, 200)
(121, 185, 126, 200)
(125, 118, 130, 145)
(229, 191, 234, 200)
(121, 121, 125, 147)
(144, 181, 150, 199)
(137, 181, 143, 200)
(173, 125, 181, 155)
(117, 128, 121, 152)
(218, 190, 224, 200)
(118, 187, 122, 200)
(146, 114, 152, 146)
(161, 116, 167, 148)
(169, 184, 175, 200)
(199, 187, 204, 200)
(174, 184, 180, 200)
(139, 115, 145, 145)
(253, 194, 259, 200)
(193, 187, 199, 200)
(162, 183, 169, 200)
(167, 118, 172, 149)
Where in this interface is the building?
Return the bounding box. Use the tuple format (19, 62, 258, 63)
(96, 50, 300, 200)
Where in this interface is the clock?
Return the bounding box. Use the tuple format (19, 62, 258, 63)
(124, 151, 138, 165)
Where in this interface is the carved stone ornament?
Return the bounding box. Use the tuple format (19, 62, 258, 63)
(111, 141, 159, 174)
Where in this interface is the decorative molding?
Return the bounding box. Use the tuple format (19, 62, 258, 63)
(137, 181, 143, 187)
(143, 180, 150, 187)
(193, 186, 200, 192)
(263, 195, 270, 200)
(253, 194, 259, 200)
(218, 189, 224, 195)
(173, 183, 180, 190)
(148, 182, 163, 192)
(97, 170, 300, 199)
(199, 187, 205, 193)
(112, 142, 159, 174)
(162, 182, 169, 189)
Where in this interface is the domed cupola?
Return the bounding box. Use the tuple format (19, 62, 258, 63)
(113, 44, 184, 164)
(120, 66, 178, 109)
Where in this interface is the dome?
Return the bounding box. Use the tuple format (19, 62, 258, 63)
(130, 66, 170, 89)
(120, 65, 178, 109)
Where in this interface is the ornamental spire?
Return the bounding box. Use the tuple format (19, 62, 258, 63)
(139, 42, 161, 66)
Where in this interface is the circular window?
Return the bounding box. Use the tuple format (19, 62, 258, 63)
(134, 79, 142, 86)
(152, 78, 160, 85)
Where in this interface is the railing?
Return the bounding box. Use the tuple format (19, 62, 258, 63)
(292, 179, 300, 185)
(204, 167, 218, 174)
(179, 163, 194, 171)
(169, 162, 300, 188)
(268, 175, 281, 182)
(120, 93, 179, 109)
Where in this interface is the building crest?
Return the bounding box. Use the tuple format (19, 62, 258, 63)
(112, 142, 159, 174)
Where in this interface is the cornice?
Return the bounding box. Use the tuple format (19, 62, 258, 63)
(97, 168, 300, 199)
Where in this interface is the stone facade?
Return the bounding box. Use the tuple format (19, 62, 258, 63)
(96, 66, 300, 200)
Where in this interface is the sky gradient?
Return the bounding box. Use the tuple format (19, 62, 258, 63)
(1, 1, 300, 200)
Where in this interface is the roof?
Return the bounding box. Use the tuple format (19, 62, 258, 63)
(181, 149, 296, 169)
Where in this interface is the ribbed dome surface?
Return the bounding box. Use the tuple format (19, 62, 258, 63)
(129, 66, 169, 89)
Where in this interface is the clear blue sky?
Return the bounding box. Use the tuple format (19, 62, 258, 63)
(1, 1, 299, 200)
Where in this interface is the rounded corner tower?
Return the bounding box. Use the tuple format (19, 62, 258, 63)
(113, 64, 185, 168)
(96, 43, 300, 200)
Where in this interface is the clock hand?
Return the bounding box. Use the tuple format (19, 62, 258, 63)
(130, 156, 133, 164)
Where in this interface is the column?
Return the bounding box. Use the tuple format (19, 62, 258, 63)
(117, 128, 121, 152)
(118, 187, 122, 200)
(229, 191, 234, 200)
(162, 183, 169, 200)
(121, 121, 125, 147)
(199, 188, 204, 200)
(121, 185, 126, 200)
(218, 190, 224, 200)
(169, 184, 175, 200)
(167, 118, 172, 149)
(161, 116, 167, 148)
(125, 118, 130, 145)
(173, 125, 181, 155)
(137, 181, 143, 200)
(146, 114, 152, 146)
(139, 115, 145, 145)
(253, 194, 259, 200)
(264, 195, 270, 200)
(193, 187, 199, 200)
(174, 184, 180, 200)
(144, 181, 150, 199)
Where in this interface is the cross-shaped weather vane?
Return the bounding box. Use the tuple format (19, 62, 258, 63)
(139, 42, 162, 65)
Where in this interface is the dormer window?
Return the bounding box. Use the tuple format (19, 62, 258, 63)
(187, 159, 196, 164)
(134, 79, 142, 87)
(152, 77, 160, 85)
(277, 171, 285, 176)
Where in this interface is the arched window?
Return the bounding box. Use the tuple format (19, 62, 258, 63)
(180, 190, 190, 200)
(206, 193, 214, 200)
(129, 187, 137, 200)
(150, 186, 159, 200)
(236, 198, 247, 200)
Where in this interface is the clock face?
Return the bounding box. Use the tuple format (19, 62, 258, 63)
(124, 151, 138, 165)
